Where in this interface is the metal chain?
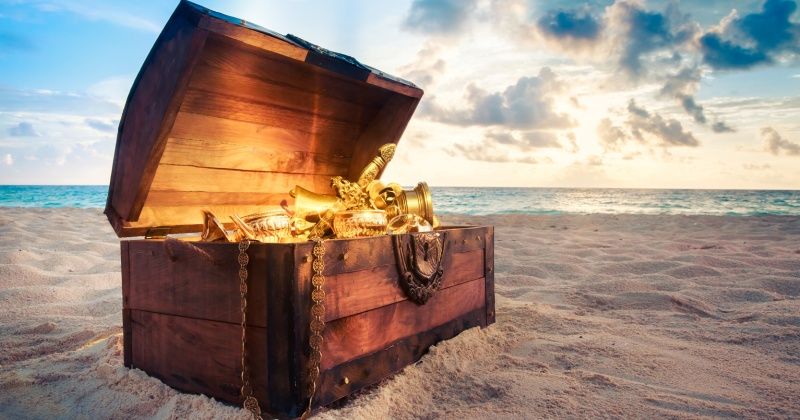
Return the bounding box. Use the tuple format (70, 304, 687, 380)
(238, 239, 263, 420)
(301, 237, 326, 420)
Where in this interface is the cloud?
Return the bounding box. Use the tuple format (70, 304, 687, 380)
(608, 1, 697, 77)
(660, 67, 736, 131)
(585, 155, 603, 166)
(627, 100, 699, 147)
(400, 43, 447, 87)
(403, 0, 478, 35)
(484, 129, 561, 150)
(7, 122, 41, 137)
(743, 163, 771, 170)
(679, 95, 707, 124)
(537, 7, 601, 41)
(29, 0, 160, 33)
(450, 141, 540, 164)
(446, 126, 570, 164)
(761, 127, 800, 155)
(597, 118, 628, 152)
(85, 118, 118, 133)
(660, 67, 702, 97)
(0, 32, 35, 52)
(422, 67, 574, 129)
(0, 85, 123, 115)
(700, 0, 800, 70)
(699, 33, 769, 69)
(711, 121, 735, 133)
(596, 101, 700, 152)
(2, 153, 12, 166)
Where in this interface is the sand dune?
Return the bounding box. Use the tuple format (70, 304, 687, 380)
(1, 209, 798, 418)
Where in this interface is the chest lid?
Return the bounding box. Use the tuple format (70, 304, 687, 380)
(105, 0, 423, 238)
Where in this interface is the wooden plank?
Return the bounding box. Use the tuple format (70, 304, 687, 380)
(159, 136, 349, 175)
(292, 227, 487, 276)
(121, 241, 132, 366)
(189, 62, 376, 124)
(129, 310, 268, 406)
(108, 5, 208, 224)
(485, 226, 496, 325)
(169, 112, 355, 159)
(144, 190, 295, 207)
(126, 240, 268, 327)
(198, 14, 308, 61)
(130, 204, 289, 235)
(180, 88, 363, 141)
(323, 248, 485, 322)
(265, 243, 304, 416)
(149, 164, 333, 193)
(198, 34, 390, 108)
(346, 94, 420, 182)
(320, 277, 485, 370)
(315, 308, 485, 408)
(366, 72, 424, 98)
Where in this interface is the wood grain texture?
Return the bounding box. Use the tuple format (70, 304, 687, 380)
(108, 16, 423, 236)
(188, 62, 377, 124)
(264, 243, 303, 417)
(198, 34, 390, 108)
(129, 310, 268, 406)
(320, 277, 486, 370)
(485, 226, 496, 325)
(107, 3, 207, 226)
(149, 164, 332, 193)
(126, 240, 268, 327)
(121, 241, 132, 367)
(168, 112, 354, 159)
(315, 308, 485, 408)
(366, 72, 424, 99)
(144, 190, 295, 207)
(159, 136, 350, 175)
(293, 227, 488, 277)
(323, 248, 485, 322)
(180, 88, 363, 140)
(346, 95, 420, 182)
(198, 15, 308, 61)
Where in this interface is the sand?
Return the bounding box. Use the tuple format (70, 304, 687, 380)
(0, 208, 799, 419)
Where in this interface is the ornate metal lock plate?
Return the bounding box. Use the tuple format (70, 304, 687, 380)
(392, 231, 446, 304)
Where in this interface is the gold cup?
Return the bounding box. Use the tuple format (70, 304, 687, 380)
(395, 182, 434, 226)
(290, 186, 340, 221)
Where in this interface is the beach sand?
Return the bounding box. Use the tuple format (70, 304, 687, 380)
(1, 208, 799, 419)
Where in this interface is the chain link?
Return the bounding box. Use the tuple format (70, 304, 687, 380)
(301, 237, 326, 419)
(238, 239, 263, 420)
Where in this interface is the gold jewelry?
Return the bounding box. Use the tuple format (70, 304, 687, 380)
(302, 238, 326, 419)
(238, 239, 262, 419)
(387, 214, 433, 235)
(201, 210, 235, 242)
(231, 211, 291, 243)
(332, 209, 388, 239)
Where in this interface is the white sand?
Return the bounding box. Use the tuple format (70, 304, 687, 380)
(1, 209, 799, 419)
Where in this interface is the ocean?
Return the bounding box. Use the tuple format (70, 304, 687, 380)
(1, 185, 799, 216)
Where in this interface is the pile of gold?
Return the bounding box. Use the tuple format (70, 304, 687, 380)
(200, 143, 438, 243)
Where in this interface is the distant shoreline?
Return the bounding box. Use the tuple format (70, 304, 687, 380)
(1, 186, 799, 216)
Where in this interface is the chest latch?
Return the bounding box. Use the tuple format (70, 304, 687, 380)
(393, 231, 446, 304)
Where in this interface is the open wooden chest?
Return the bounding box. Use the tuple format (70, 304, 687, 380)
(105, 1, 495, 417)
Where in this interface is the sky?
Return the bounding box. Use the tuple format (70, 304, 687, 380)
(0, 0, 799, 189)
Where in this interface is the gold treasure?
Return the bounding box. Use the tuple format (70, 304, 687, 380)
(200, 143, 438, 243)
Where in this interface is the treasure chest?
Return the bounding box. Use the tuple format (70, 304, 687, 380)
(105, 1, 495, 418)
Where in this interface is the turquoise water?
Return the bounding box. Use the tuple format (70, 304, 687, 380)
(1, 185, 799, 216)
